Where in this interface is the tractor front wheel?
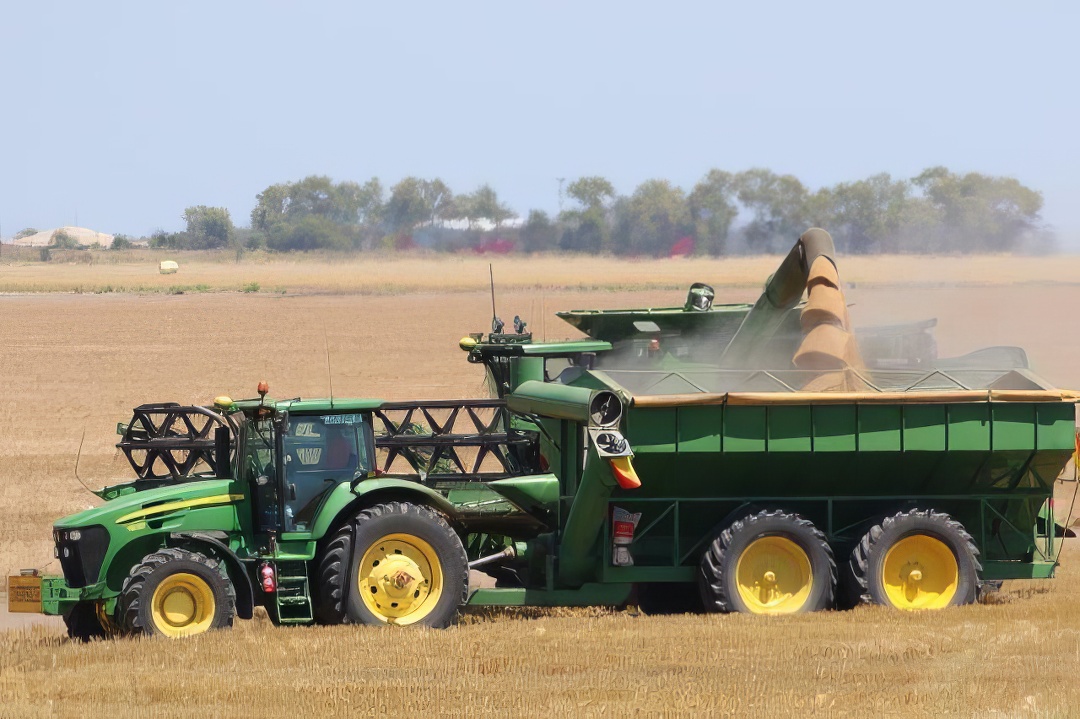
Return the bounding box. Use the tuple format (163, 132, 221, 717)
(119, 548, 236, 638)
(851, 509, 980, 611)
(322, 502, 468, 628)
(699, 509, 835, 615)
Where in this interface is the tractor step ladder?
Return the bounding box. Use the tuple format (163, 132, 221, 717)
(273, 561, 313, 624)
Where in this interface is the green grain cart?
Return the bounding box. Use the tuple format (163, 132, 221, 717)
(8, 230, 1077, 638)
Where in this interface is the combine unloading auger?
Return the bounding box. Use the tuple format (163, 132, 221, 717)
(718, 228, 863, 385)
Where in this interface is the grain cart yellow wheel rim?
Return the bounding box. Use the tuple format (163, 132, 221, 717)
(881, 534, 958, 610)
(150, 573, 217, 637)
(734, 536, 813, 614)
(358, 533, 444, 625)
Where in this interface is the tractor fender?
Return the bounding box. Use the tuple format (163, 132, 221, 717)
(169, 532, 255, 620)
(309, 478, 458, 541)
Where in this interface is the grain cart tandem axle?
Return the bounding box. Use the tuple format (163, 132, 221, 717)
(9, 231, 1079, 638)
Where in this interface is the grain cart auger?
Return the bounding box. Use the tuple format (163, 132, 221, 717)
(9, 228, 1080, 639)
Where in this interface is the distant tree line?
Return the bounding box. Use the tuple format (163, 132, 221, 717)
(145, 167, 1048, 255)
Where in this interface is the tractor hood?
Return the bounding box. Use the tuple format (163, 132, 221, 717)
(55, 479, 242, 530)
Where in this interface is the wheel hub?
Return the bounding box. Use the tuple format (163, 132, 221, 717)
(358, 534, 443, 624)
(881, 534, 959, 610)
(161, 588, 197, 626)
(149, 572, 216, 637)
(734, 536, 814, 614)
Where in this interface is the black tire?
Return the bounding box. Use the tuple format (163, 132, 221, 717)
(63, 602, 106, 642)
(833, 550, 866, 610)
(118, 547, 236, 637)
(699, 509, 835, 614)
(851, 509, 980, 610)
(336, 502, 468, 628)
(313, 522, 354, 625)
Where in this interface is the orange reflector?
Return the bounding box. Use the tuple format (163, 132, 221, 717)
(609, 456, 641, 490)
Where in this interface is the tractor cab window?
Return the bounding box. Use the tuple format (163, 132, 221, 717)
(239, 415, 280, 531)
(282, 414, 371, 532)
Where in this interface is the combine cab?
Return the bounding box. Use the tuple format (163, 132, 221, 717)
(10, 228, 1077, 638)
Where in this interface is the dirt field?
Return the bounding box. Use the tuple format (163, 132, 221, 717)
(2, 255, 1079, 716)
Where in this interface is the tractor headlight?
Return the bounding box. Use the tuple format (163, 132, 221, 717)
(68, 530, 81, 542)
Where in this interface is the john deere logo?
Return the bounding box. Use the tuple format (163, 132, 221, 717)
(297, 447, 323, 465)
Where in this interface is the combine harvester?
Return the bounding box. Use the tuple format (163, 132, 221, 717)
(9, 229, 1078, 638)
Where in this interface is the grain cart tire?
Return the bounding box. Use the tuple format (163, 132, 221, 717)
(63, 602, 106, 642)
(699, 509, 835, 615)
(851, 509, 980, 611)
(119, 548, 236, 637)
(343, 502, 468, 628)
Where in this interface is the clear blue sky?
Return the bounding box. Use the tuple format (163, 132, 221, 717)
(2, 1, 1077, 244)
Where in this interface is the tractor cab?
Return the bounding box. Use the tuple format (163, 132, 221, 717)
(229, 395, 379, 535)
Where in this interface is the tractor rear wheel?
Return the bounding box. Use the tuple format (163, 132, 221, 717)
(119, 548, 236, 637)
(851, 509, 980, 611)
(699, 509, 835, 615)
(333, 502, 468, 628)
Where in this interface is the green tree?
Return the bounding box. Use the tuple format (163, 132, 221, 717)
(51, 229, 80, 249)
(734, 169, 809, 251)
(912, 167, 1043, 251)
(612, 179, 691, 256)
(689, 170, 738, 255)
(807, 173, 915, 253)
(14, 227, 38, 239)
(460, 184, 516, 229)
(520, 209, 558, 252)
(183, 206, 234, 249)
(385, 177, 454, 231)
(266, 215, 353, 251)
(250, 183, 291, 232)
(559, 176, 615, 252)
(110, 234, 134, 250)
(566, 176, 616, 210)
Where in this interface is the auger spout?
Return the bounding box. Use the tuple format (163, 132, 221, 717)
(718, 228, 841, 368)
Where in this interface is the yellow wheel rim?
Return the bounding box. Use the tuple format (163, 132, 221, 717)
(881, 534, 958, 610)
(358, 533, 443, 625)
(150, 572, 216, 637)
(734, 536, 813, 614)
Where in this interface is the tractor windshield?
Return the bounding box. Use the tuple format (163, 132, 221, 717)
(282, 413, 371, 532)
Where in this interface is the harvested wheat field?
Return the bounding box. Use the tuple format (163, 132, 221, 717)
(2, 255, 1080, 717)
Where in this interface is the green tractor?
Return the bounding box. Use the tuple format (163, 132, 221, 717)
(10, 229, 1078, 638)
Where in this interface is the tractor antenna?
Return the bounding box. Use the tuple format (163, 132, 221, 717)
(489, 263, 497, 328)
(73, 429, 95, 498)
(323, 325, 335, 409)
(489, 264, 505, 334)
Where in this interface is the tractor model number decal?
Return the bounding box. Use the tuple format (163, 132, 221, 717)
(323, 414, 363, 426)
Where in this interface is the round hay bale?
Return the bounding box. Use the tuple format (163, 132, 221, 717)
(159, 260, 179, 274)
